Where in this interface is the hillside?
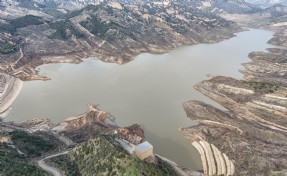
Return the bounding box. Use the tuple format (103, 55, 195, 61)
(0, 143, 46, 176)
(0, 129, 65, 176)
(208, 0, 261, 14)
(0, 1, 240, 80)
(0, 107, 203, 175)
(121, 0, 261, 14)
(48, 135, 180, 176)
(178, 3, 287, 175)
(221, 2, 287, 28)
(246, 0, 287, 7)
(260, 4, 287, 17)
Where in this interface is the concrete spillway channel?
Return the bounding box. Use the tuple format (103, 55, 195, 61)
(192, 140, 235, 176)
(211, 144, 226, 175)
(199, 141, 216, 176)
(192, 141, 208, 174)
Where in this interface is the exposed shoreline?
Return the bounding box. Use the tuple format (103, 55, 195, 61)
(179, 24, 287, 175)
(2, 23, 283, 175)
(0, 26, 241, 81)
(2, 27, 272, 173)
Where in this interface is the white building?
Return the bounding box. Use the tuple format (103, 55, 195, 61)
(134, 141, 153, 160)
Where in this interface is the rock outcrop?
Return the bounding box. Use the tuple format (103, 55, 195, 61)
(64, 104, 110, 130)
(115, 124, 144, 145)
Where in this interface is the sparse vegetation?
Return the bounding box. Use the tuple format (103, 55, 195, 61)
(42, 8, 64, 18)
(0, 15, 44, 54)
(80, 15, 113, 37)
(49, 20, 85, 40)
(0, 1, 238, 70)
(80, 13, 137, 41)
(244, 81, 279, 94)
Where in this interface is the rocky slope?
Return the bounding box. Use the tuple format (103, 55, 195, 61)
(120, 0, 261, 14)
(246, 0, 287, 7)
(48, 135, 180, 176)
(207, 0, 261, 14)
(260, 4, 287, 17)
(180, 75, 287, 175)
(0, 0, 83, 20)
(179, 10, 287, 175)
(0, 1, 240, 80)
(220, 3, 287, 28)
(243, 49, 287, 86)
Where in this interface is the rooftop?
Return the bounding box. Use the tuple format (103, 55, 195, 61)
(136, 141, 153, 153)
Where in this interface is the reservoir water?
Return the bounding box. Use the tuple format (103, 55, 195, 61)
(7, 29, 275, 169)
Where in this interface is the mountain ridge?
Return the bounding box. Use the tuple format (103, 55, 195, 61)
(0, 1, 240, 80)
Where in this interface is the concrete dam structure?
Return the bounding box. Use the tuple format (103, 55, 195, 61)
(0, 73, 23, 118)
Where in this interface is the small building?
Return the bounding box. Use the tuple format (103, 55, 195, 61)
(134, 141, 153, 160)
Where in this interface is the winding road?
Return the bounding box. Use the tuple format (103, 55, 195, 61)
(37, 151, 69, 176)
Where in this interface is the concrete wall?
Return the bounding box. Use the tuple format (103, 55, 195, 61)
(135, 148, 153, 160)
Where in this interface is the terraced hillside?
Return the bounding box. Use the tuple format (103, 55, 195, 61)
(179, 31, 287, 175)
(180, 76, 287, 175)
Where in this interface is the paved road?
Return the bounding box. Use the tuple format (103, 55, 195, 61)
(37, 151, 69, 176)
(51, 131, 74, 146)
